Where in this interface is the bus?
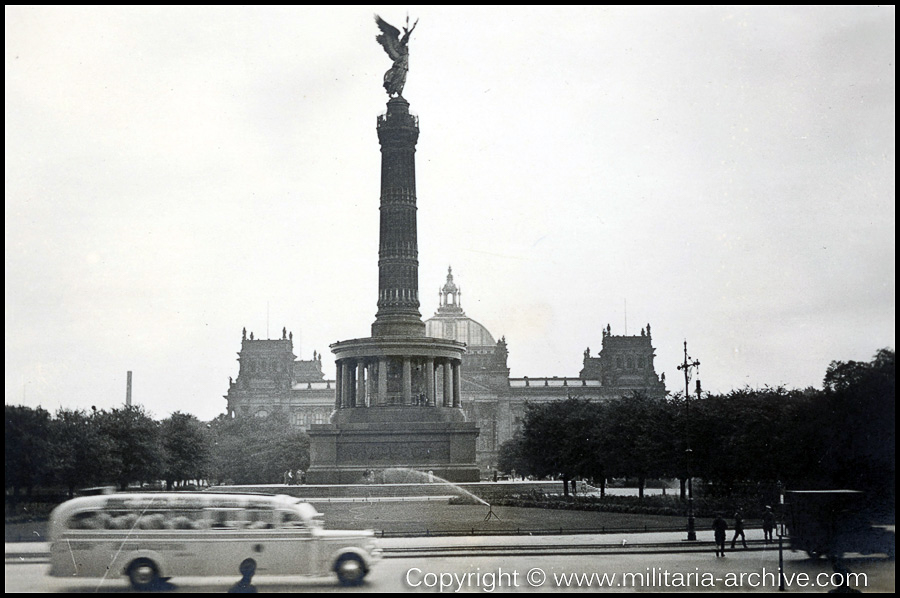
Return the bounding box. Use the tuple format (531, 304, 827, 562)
(48, 492, 381, 589)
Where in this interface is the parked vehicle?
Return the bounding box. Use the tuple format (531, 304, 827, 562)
(783, 490, 893, 559)
(48, 492, 381, 589)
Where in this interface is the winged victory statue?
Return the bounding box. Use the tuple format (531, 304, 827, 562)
(375, 14, 418, 97)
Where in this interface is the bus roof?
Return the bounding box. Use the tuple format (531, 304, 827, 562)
(50, 492, 321, 522)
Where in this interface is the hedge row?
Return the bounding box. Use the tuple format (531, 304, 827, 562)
(452, 490, 773, 519)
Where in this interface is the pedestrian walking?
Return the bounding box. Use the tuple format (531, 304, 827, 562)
(731, 509, 748, 549)
(713, 513, 728, 557)
(762, 506, 776, 543)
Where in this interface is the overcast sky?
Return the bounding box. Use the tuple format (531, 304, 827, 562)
(6, 6, 895, 421)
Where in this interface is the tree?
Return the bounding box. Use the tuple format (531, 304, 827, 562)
(686, 349, 894, 501)
(519, 398, 604, 497)
(820, 348, 895, 497)
(496, 432, 527, 477)
(254, 417, 310, 483)
(686, 385, 819, 506)
(208, 414, 310, 485)
(5, 405, 52, 508)
(600, 393, 672, 499)
(94, 405, 162, 490)
(50, 408, 119, 498)
(160, 412, 210, 490)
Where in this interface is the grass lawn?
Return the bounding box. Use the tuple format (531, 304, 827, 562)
(309, 501, 706, 536)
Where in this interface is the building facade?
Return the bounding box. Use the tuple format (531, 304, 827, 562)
(224, 327, 334, 429)
(224, 269, 667, 473)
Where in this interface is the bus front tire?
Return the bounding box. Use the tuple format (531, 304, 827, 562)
(127, 558, 160, 591)
(334, 553, 366, 586)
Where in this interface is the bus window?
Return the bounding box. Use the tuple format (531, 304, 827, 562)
(108, 513, 138, 530)
(168, 515, 196, 530)
(246, 508, 274, 530)
(68, 511, 109, 530)
(136, 513, 167, 530)
(163, 508, 205, 530)
(206, 509, 249, 530)
(279, 510, 308, 530)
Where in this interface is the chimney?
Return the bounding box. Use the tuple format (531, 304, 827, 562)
(126, 371, 132, 406)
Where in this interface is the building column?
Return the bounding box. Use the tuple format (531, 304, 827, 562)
(424, 357, 435, 406)
(357, 361, 367, 407)
(335, 360, 343, 409)
(341, 360, 353, 408)
(402, 357, 412, 405)
(366, 362, 375, 407)
(452, 360, 461, 408)
(378, 358, 388, 406)
(443, 360, 452, 407)
(348, 360, 357, 407)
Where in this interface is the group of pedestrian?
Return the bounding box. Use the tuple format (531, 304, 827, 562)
(282, 468, 305, 485)
(712, 506, 775, 557)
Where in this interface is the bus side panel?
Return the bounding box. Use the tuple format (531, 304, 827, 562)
(49, 535, 129, 580)
(267, 533, 314, 577)
(194, 534, 262, 577)
(50, 535, 167, 582)
(51, 531, 315, 581)
(188, 532, 313, 578)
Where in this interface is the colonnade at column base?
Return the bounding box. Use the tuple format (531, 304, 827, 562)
(330, 336, 467, 409)
(308, 334, 478, 485)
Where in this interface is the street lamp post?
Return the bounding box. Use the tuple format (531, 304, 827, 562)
(677, 340, 700, 541)
(777, 480, 786, 591)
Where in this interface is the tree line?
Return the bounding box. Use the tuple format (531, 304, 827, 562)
(7, 349, 892, 509)
(5, 406, 310, 505)
(499, 349, 895, 503)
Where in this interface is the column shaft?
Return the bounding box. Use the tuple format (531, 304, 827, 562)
(366, 362, 375, 407)
(335, 361, 343, 409)
(402, 358, 412, 405)
(443, 360, 452, 407)
(424, 358, 435, 406)
(378, 358, 388, 406)
(357, 362, 366, 407)
(452, 361, 461, 408)
(341, 361, 353, 408)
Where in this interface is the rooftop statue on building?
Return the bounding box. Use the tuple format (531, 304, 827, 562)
(375, 14, 418, 97)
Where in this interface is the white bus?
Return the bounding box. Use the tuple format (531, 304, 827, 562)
(48, 492, 381, 589)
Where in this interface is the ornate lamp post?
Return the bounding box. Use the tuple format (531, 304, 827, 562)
(677, 340, 700, 541)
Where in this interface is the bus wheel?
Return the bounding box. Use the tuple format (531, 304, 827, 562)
(806, 550, 825, 560)
(334, 553, 366, 586)
(127, 558, 160, 591)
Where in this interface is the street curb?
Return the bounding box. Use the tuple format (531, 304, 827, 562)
(6, 539, 774, 564)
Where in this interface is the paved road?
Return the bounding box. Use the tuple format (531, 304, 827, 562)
(6, 530, 893, 593)
(4, 529, 771, 561)
(5, 549, 892, 592)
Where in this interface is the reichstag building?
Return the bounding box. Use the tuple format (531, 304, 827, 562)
(224, 267, 667, 472)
